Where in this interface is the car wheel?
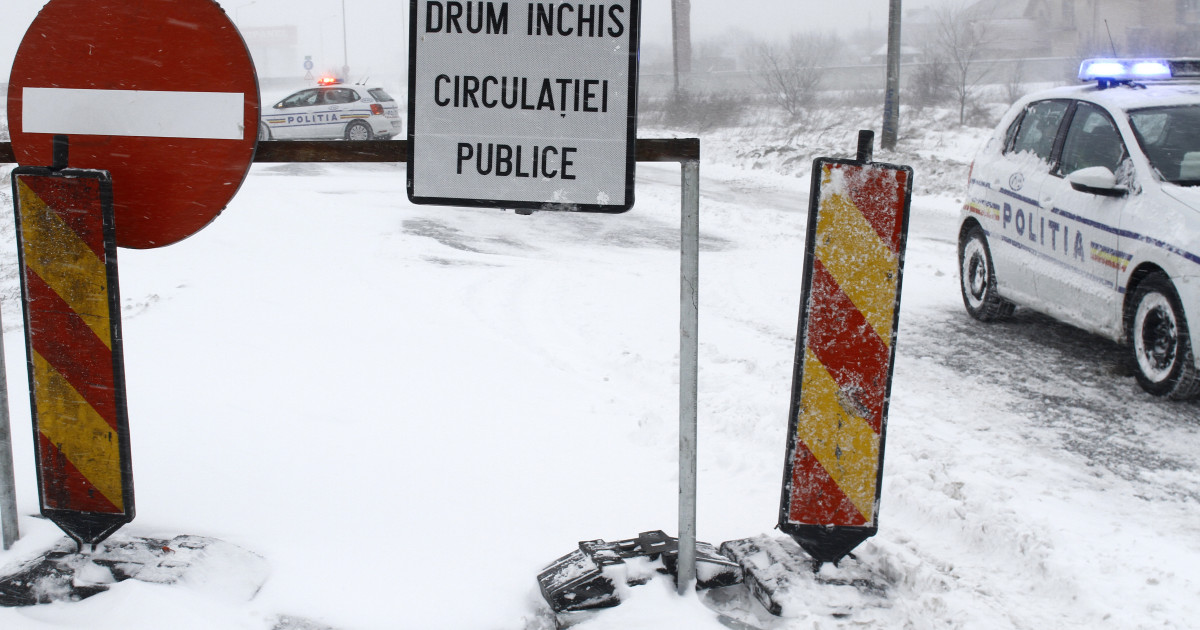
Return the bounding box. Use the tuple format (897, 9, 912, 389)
(1128, 273, 1200, 399)
(257, 121, 271, 141)
(959, 224, 1014, 321)
(345, 120, 371, 141)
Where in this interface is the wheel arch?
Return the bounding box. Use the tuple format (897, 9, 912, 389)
(958, 217, 984, 244)
(1122, 262, 1168, 343)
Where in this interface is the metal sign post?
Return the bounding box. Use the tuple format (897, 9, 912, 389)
(407, 0, 641, 212)
(0, 307, 18, 549)
(778, 131, 912, 564)
(677, 159, 699, 593)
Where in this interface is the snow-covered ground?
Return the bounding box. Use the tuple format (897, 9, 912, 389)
(1, 105, 1199, 630)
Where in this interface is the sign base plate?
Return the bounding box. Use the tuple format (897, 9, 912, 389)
(0, 534, 267, 606)
(720, 534, 889, 618)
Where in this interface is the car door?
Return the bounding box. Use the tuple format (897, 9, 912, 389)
(977, 99, 1072, 306)
(317, 88, 361, 138)
(269, 88, 321, 139)
(1034, 101, 1128, 333)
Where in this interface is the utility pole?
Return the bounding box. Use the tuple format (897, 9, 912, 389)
(672, 0, 692, 94)
(881, 0, 902, 150)
(341, 0, 350, 81)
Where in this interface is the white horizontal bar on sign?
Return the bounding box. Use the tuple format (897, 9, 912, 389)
(22, 88, 245, 140)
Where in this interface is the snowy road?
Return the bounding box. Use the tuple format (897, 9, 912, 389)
(1, 148, 1198, 629)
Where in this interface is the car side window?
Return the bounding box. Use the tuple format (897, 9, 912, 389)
(280, 89, 319, 108)
(1058, 103, 1126, 176)
(323, 89, 359, 105)
(1007, 100, 1070, 162)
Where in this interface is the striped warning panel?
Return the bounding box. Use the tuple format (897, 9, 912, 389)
(779, 158, 911, 564)
(12, 167, 134, 547)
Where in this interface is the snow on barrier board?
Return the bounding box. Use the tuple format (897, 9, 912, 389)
(11, 167, 134, 548)
(778, 155, 912, 564)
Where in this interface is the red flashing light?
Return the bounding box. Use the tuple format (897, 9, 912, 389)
(318, 76, 338, 86)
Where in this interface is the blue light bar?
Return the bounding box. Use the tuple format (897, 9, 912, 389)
(1079, 58, 1173, 82)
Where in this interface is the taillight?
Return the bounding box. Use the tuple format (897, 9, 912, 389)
(371, 103, 384, 115)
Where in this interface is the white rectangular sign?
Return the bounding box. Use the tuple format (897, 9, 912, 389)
(407, 0, 640, 212)
(22, 88, 245, 140)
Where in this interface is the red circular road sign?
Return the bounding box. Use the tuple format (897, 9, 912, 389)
(7, 0, 259, 249)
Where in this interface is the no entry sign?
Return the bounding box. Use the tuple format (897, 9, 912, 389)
(7, 0, 260, 249)
(779, 155, 912, 564)
(407, 0, 640, 212)
(12, 168, 134, 547)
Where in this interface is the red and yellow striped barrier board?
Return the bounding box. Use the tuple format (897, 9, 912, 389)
(778, 157, 912, 564)
(12, 167, 134, 547)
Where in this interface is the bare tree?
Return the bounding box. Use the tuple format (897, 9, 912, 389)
(928, 1, 995, 125)
(1004, 59, 1027, 104)
(905, 57, 953, 110)
(750, 32, 838, 121)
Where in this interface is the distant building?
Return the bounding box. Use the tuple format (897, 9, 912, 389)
(240, 25, 299, 78)
(961, 0, 1200, 58)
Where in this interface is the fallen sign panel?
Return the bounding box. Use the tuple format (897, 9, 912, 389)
(778, 155, 912, 564)
(537, 530, 741, 614)
(12, 167, 134, 548)
(406, 0, 641, 212)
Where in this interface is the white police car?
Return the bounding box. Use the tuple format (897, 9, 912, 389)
(960, 58, 1200, 399)
(259, 79, 401, 141)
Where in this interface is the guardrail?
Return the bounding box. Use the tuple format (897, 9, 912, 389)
(2, 139, 698, 166)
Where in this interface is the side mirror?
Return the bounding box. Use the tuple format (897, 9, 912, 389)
(1067, 166, 1127, 197)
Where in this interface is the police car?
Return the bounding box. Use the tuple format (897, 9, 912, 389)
(259, 78, 401, 141)
(960, 58, 1200, 399)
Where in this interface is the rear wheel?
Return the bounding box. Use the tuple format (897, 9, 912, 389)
(257, 121, 271, 141)
(345, 121, 371, 141)
(959, 224, 1014, 321)
(1128, 273, 1200, 399)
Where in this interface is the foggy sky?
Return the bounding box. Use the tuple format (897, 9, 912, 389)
(2, 0, 942, 87)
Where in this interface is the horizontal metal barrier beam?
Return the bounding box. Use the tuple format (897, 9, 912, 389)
(1, 138, 699, 166)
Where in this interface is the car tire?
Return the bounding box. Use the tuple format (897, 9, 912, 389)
(1128, 272, 1200, 399)
(345, 121, 372, 141)
(959, 224, 1014, 321)
(258, 121, 271, 141)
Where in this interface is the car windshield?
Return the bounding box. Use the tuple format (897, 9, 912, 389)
(1128, 104, 1200, 186)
